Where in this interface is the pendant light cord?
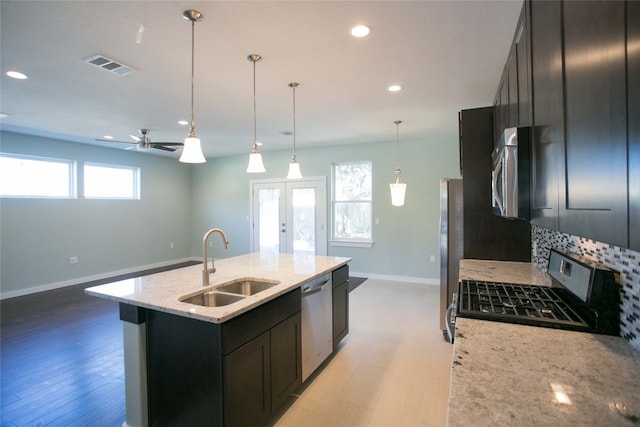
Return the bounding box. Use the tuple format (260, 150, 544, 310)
(189, 19, 196, 137)
(292, 83, 297, 159)
(395, 120, 402, 170)
(253, 59, 257, 148)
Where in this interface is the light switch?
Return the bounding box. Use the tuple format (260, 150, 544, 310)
(375, 217, 380, 225)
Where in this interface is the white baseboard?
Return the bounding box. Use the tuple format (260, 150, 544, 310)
(0, 257, 199, 300)
(349, 271, 439, 286)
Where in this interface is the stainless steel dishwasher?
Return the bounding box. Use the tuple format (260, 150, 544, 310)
(301, 273, 333, 381)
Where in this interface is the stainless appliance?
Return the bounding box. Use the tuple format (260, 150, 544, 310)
(491, 127, 531, 219)
(440, 178, 464, 342)
(301, 273, 333, 381)
(453, 249, 620, 336)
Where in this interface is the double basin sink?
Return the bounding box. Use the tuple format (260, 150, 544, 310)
(179, 278, 280, 307)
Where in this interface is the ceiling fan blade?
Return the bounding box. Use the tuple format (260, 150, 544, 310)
(150, 142, 183, 146)
(130, 134, 142, 142)
(152, 145, 177, 152)
(95, 138, 136, 144)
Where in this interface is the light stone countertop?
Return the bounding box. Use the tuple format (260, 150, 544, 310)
(85, 252, 350, 324)
(449, 318, 640, 426)
(459, 259, 551, 286)
(449, 259, 640, 426)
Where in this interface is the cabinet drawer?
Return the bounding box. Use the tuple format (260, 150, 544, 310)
(222, 288, 301, 354)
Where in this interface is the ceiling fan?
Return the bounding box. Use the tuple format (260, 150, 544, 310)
(97, 129, 184, 152)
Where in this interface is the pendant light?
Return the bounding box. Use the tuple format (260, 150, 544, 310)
(390, 120, 407, 206)
(286, 82, 302, 179)
(246, 54, 266, 173)
(179, 10, 206, 163)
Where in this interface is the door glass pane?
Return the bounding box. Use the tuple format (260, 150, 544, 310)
(291, 188, 316, 256)
(259, 188, 280, 254)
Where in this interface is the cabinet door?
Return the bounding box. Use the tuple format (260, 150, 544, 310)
(530, 0, 563, 230)
(271, 313, 302, 411)
(332, 280, 349, 349)
(559, 1, 627, 247)
(515, 2, 531, 127)
(224, 331, 271, 427)
(629, 0, 640, 251)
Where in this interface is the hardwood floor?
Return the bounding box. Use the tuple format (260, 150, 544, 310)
(1, 275, 452, 427)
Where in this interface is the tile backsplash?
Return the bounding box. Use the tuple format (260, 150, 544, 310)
(531, 225, 640, 352)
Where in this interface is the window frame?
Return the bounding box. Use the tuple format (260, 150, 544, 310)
(330, 160, 373, 248)
(0, 153, 77, 199)
(83, 162, 141, 200)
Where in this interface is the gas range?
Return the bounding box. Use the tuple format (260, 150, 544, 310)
(452, 249, 620, 337)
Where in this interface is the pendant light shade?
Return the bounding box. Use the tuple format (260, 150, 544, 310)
(287, 82, 303, 179)
(246, 54, 266, 173)
(179, 10, 206, 164)
(390, 120, 407, 206)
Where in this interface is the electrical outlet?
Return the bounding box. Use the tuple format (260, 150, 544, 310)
(532, 241, 537, 256)
(430, 254, 436, 263)
(170, 243, 174, 249)
(69, 256, 78, 264)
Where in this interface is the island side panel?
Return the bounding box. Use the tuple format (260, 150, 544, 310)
(146, 309, 224, 427)
(119, 303, 148, 427)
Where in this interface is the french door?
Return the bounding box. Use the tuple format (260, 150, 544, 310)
(250, 177, 327, 255)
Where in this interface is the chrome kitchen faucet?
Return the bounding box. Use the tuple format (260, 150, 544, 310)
(202, 228, 229, 286)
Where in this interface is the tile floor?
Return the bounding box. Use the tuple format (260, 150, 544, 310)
(274, 279, 453, 427)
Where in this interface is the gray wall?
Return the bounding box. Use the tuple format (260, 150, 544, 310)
(192, 138, 460, 282)
(1, 130, 460, 297)
(0, 131, 193, 297)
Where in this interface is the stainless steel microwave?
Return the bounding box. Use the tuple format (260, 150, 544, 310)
(491, 127, 531, 219)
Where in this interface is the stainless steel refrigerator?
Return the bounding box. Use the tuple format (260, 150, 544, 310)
(439, 179, 463, 341)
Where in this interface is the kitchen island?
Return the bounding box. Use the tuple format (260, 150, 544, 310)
(448, 260, 640, 426)
(86, 252, 350, 427)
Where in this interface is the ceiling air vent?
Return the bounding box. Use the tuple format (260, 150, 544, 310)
(85, 55, 134, 76)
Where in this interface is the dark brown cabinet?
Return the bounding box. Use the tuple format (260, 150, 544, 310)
(332, 264, 349, 350)
(559, 0, 627, 247)
(146, 288, 301, 427)
(460, 107, 531, 262)
(529, 0, 563, 231)
(629, 0, 640, 251)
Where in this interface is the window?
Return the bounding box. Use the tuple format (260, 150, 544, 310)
(331, 161, 372, 246)
(84, 163, 140, 199)
(0, 153, 76, 198)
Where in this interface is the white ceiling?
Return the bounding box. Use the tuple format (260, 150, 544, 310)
(0, 0, 522, 159)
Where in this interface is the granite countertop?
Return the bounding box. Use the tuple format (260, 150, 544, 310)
(449, 259, 640, 426)
(449, 318, 640, 426)
(85, 252, 350, 324)
(459, 259, 551, 286)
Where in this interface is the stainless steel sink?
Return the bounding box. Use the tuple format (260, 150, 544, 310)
(178, 278, 280, 307)
(180, 291, 245, 307)
(215, 278, 280, 296)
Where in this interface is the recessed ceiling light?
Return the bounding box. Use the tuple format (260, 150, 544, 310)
(350, 25, 370, 38)
(388, 85, 402, 92)
(178, 120, 189, 126)
(0, 113, 9, 119)
(6, 70, 28, 80)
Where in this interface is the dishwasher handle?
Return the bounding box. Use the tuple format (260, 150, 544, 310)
(301, 279, 330, 296)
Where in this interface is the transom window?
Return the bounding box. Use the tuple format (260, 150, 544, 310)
(83, 163, 140, 199)
(0, 153, 76, 198)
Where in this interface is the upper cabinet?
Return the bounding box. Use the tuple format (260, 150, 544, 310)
(494, 4, 532, 142)
(529, 0, 563, 231)
(629, 0, 640, 251)
(504, 0, 634, 249)
(559, 1, 628, 247)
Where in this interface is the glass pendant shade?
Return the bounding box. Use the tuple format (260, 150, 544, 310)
(390, 172, 407, 207)
(179, 136, 206, 163)
(287, 158, 302, 179)
(247, 147, 266, 173)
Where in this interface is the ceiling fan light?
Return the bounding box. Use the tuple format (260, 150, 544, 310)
(287, 159, 302, 180)
(179, 136, 206, 163)
(247, 149, 266, 173)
